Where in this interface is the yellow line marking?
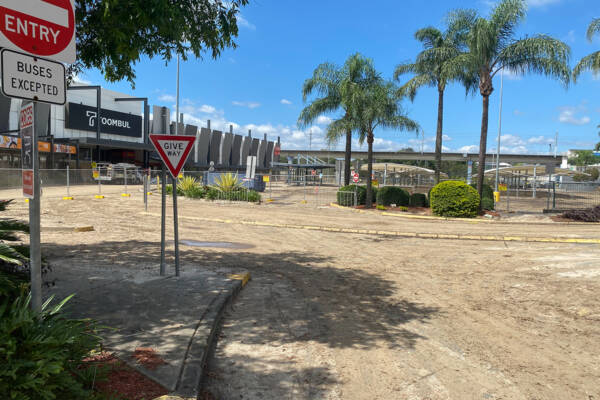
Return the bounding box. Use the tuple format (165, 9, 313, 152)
(142, 213, 600, 244)
(94, 195, 105, 199)
(121, 193, 131, 197)
(73, 226, 94, 232)
(62, 196, 74, 200)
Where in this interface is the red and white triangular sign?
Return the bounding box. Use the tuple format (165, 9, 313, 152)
(149, 134, 196, 178)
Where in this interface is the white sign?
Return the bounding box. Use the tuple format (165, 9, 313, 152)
(149, 134, 195, 178)
(1, 49, 66, 105)
(246, 155, 257, 179)
(0, 0, 76, 64)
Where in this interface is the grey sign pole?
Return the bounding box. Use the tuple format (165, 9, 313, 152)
(27, 102, 42, 312)
(173, 54, 181, 277)
(160, 166, 166, 276)
(172, 174, 180, 276)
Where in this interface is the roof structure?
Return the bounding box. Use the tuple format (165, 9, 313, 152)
(359, 163, 449, 178)
(481, 165, 587, 177)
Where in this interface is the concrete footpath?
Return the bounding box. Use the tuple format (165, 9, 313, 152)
(42, 264, 250, 399)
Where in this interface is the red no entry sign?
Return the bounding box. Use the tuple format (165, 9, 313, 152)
(352, 174, 359, 183)
(0, 0, 76, 63)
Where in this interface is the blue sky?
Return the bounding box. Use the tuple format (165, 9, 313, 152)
(77, 0, 600, 155)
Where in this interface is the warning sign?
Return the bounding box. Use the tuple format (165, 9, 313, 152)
(149, 134, 195, 178)
(20, 102, 34, 198)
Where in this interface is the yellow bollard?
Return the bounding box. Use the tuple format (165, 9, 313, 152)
(493, 191, 500, 202)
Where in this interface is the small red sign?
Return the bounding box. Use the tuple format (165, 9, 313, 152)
(149, 134, 195, 178)
(274, 145, 281, 157)
(352, 174, 359, 183)
(22, 169, 33, 198)
(311, 169, 316, 176)
(0, 0, 76, 62)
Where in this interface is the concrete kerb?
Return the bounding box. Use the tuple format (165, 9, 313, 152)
(143, 212, 600, 245)
(329, 202, 599, 226)
(166, 272, 251, 399)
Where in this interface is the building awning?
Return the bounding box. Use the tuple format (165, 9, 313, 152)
(66, 137, 153, 151)
(481, 165, 586, 177)
(359, 162, 449, 177)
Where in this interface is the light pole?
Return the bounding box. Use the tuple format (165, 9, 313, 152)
(494, 68, 505, 193)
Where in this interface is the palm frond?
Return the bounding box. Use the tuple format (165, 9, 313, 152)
(587, 18, 600, 42)
(573, 51, 600, 82)
(497, 34, 571, 86)
(398, 74, 436, 101)
(490, 0, 526, 49)
(414, 27, 443, 49)
(0, 243, 26, 266)
(393, 62, 416, 81)
(298, 96, 341, 128)
(0, 200, 13, 212)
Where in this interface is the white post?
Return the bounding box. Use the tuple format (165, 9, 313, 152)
(66, 164, 70, 197)
(533, 165, 537, 199)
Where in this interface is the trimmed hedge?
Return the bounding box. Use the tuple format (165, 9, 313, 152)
(376, 186, 409, 206)
(430, 181, 480, 218)
(409, 193, 428, 207)
(481, 197, 495, 211)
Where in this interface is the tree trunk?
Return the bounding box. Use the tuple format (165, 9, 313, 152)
(344, 128, 352, 186)
(365, 132, 374, 209)
(477, 94, 490, 213)
(435, 88, 444, 184)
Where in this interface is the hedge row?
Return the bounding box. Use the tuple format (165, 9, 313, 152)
(430, 181, 480, 218)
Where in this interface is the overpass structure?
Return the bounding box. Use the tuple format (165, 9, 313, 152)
(279, 150, 564, 165)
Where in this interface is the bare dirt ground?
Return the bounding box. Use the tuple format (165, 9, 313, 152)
(2, 186, 600, 400)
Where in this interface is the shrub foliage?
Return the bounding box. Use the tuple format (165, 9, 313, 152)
(430, 181, 480, 218)
(376, 186, 409, 206)
(336, 185, 378, 206)
(562, 206, 600, 222)
(409, 193, 428, 207)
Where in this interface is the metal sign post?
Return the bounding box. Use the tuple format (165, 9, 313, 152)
(20, 102, 42, 311)
(160, 166, 166, 276)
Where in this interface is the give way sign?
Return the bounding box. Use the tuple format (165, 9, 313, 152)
(149, 134, 196, 178)
(0, 0, 76, 63)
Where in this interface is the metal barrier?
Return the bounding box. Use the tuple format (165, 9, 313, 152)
(546, 181, 600, 211)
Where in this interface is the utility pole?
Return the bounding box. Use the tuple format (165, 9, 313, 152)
(495, 68, 504, 193)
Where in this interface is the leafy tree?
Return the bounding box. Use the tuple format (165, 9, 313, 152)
(449, 0, 570, 210)
(394, 10, 474, 184)
(350, 80, 420, 208)
(573, 18, 600, 82)
(73, 0, 249, 85)
(568, 150, 600, 166)
(299, 54, 377, 185)
(596, 125, 600, 151)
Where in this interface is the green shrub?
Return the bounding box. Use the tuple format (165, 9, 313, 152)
(164, 184, 184, 196)
(376, 204, 386, 211)
(246, 190, 261, 203)
(0, 294, 103, 399)
(481, 197, 495, 211)
(183, 185, 205, 199)
(470, 182, 494, 210)
(376, 186, 409, 206)
(409, 193, 428, 207)
(470, 183, 494, 201)
(430, 181, 480, 218)
(399, 206, 408, 212)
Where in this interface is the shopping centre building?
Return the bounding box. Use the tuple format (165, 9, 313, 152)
(0, 85, 280, 171)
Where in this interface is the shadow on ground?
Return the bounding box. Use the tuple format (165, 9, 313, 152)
(43, 239, 440, 352)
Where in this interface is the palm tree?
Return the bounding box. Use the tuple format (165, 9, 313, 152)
(394, 11, 475, 184)
(298, 53, 376, 186)
(351, 80, 420, 208)
(448, 0, 570, 209)
(573, 18, 600, 82)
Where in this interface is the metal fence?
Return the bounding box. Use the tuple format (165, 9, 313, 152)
(546, 181, 600, 211)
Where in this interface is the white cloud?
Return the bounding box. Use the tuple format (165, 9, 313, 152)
(500, 134, 526, 147)
(458, 145, 479, 153)
(280, 99, 292, 105)
(442, 134, 452, 141)
(513, 109, 525, 116)
(500, 145, 529, 154)
(158, 94, 176, 102)
(559, 107, 591, 125)
(528, 135, 552, 144)
(73, 74, 91, 85)
(198, 105, 216, 114)
(232, 101, 261, 109)
(237, 15, 256, 30)
(316, 115, 333, 125)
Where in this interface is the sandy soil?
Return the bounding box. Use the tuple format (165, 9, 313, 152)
(2, 188, 600, 399)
